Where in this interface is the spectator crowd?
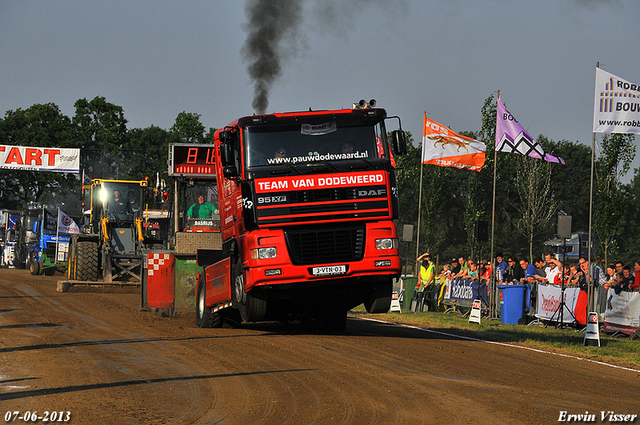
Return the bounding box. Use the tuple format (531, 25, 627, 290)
(412, 251, 640, 314)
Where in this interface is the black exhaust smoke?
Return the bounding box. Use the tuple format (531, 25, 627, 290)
(241, 0, 303, 115)
(241, 0, 406, 114)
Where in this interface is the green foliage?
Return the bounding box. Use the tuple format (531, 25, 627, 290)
(620, 170, 640, 263)
(394, 94, 606, 266)
(510, 155, 556, 262)
(594, 133, 636, 263)
(73, 96, 128, 179)
(2, 94, 640, 268)
(0, 97, 213, 214)
(171, 111, 207, 144)
(547, 138, 592, 231)
(123, 125, 180, 181)
(0, 103, 75, 208)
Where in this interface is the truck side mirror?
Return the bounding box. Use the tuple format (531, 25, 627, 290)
(391, 130, 407, 156)
(220, 142, 233, 167)
(218, 130, 230, 143)
(223, 166, 238, 178)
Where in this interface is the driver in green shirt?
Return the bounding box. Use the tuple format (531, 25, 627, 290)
(187, 194, 218, 219)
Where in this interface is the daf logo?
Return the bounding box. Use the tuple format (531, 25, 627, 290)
(358, 189, 386, 197)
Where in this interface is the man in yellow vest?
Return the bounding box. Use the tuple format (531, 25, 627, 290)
(414, 252, 436, 311)
(417, 252, 435, 290)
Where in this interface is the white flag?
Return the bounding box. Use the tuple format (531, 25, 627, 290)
(58, 211, 80, 234)
(593, 68, 640, 134)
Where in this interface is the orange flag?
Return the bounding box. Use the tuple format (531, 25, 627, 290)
(422, 115, 486, 172)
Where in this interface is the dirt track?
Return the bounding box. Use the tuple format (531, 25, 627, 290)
(1, 268, 639, 424)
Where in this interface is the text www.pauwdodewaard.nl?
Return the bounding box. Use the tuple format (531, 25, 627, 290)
(266, 150, 370, 165)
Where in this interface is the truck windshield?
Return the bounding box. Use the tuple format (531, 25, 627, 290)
(244, 121, 388, 168)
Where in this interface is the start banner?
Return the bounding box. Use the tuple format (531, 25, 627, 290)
(0, 145, 80, 173)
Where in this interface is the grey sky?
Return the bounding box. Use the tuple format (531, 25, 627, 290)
(1, 1, 639, 177)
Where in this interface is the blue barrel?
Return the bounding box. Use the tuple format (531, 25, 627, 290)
(498, 284, 527, 324)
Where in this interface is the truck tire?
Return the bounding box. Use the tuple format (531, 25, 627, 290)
(196, 273, 223, 328)
(76, 241, 98, 281)
(233, 258, 266, 322)
(364, 279, 393, 314)
(324, 308, 348, 332)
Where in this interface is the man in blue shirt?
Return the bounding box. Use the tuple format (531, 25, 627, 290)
(496, 253, 508, 271)
(520, 258, 543, 284)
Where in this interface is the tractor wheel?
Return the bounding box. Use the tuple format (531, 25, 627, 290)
(196, 273, 223, 328)
(233, 258, 266, 322)
(364, 279, 393, 313)
(76, 241, 99, 281)
(29, 260, 41, 276)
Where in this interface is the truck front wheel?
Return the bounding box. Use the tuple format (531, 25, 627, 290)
(233, 259, 267, 322)
(364, 279, 393, 314)
(196, 273, 223, 328)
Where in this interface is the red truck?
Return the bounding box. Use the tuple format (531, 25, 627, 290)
(196, 101, 406, 330)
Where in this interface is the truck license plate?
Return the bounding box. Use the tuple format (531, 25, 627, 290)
(312, 265, 346, 276)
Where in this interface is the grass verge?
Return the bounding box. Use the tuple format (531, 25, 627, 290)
(350, 306, 640, 370)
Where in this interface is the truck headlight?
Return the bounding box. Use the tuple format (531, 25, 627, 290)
(251, 247, 277, 259)
(375, 238, 398, 250)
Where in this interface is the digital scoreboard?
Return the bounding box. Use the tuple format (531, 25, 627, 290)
(168, 143, 216, 177)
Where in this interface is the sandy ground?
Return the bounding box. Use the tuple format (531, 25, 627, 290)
(1, 268, 639, 424)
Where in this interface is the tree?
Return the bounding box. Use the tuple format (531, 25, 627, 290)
(510, 156, 557, 262)
(171, 112, 207, 144)
(546, 138, 592, 232)
(479, 94, 523, 258)
(619, 169, 640, 263)
(0, 103, 76, 208)
(122, 125, 180, 182)
(594, 133, 636, 265)
(394, 131, 420, 269)
(73, 96, 128, 179)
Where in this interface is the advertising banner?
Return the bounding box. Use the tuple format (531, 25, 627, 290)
(593, 68, 640, 134)
(603, 290, 640, 335)
(0, 145, 80, 173)
(443, 278, 485, 308)
(535, 285, 581, 323)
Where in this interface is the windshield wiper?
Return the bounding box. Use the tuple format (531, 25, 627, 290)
(349, 158, 378, 169)
(306, 160, 341, 172)
(269, 163, 304, 175)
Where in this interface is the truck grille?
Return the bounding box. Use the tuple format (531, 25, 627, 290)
(284, 225, 365, 265)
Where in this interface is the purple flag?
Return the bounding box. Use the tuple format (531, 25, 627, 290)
(495, 99, 565, 164)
